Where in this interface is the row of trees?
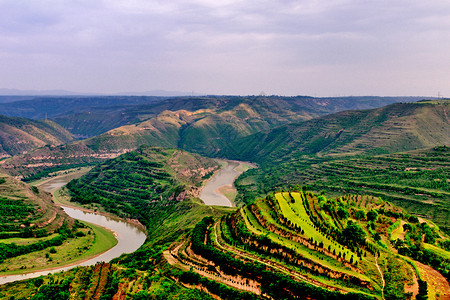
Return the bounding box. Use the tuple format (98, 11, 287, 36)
(191, 217, 375, 300)
(0, 223, 75, 262)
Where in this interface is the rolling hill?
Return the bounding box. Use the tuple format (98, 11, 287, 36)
(227, 100, 450, 162)
(0, 173, 72, 238)
(0, 173, 98, 275)
(0, 95, 420, 138)
(0, 115, 74, 159)
(50, 95, 423, 138)
(235, 146, 450, 233)
(2, 99, 446, 181)
(0, 97, 326, 178)
(65, 146, 231, 244)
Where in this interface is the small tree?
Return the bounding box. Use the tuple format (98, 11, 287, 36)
(367, 210, 378, 222)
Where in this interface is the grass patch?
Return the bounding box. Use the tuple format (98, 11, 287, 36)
(80, 221, 118, 259)
(0, 233, 60, 246)
(423, 243, 450, 260)
(391, 221, 405, 240)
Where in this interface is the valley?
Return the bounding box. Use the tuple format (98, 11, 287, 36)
(0, 96, 448, 299)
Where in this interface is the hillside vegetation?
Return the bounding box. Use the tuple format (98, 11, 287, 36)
(166, 190, 449, 299)
(236, 146, 450, 232)
(0, 97, 432, 179)
(228, 100, 449, 161)
(0, 115, 74, 159)
(0, 174, 72, 239)
(65, 146, 230, 244)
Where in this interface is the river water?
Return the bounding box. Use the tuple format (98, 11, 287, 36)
(1, 159, 249, 284)
(0, 176, 147, 285)
(200, 160, 246, 207)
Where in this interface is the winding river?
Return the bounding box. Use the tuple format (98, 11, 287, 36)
(1, 159, 251, 285)
(0, 176, 147, 285)
(200, 160, 252, 207)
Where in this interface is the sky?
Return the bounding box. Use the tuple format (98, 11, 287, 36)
(1, 0, 450, 97)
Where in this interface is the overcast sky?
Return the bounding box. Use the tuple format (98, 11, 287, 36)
(1, 0, 450, 96)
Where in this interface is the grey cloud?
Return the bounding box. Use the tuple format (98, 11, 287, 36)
(0, 0, 449, 96)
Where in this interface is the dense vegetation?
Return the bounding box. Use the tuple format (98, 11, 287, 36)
(165, 189, 450, 299)
(1, 97, 449, 299)
(0, 174, 72, 239)
(0, 174, 114, 276)
(0, 262, 215, 300)
(235, 146, 450, 233)
(66, 146, 222, 241)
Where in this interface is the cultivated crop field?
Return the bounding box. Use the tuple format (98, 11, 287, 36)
(165, 188, 450, 299)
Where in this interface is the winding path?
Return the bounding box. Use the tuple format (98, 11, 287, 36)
(375, 256, 385, 300)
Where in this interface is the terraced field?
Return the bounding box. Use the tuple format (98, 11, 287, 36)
(165, 190, 450, 299)
(0, 174, 72, 240)
(235, 146, 450, 233)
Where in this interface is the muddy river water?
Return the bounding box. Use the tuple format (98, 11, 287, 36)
(200, 160, 252, 207)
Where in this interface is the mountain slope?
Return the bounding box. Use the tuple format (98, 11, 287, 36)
(0, 95, 419, 138)
(51, 95, 421, 137)
(0, 98, 314, 178)
(0, 115, 74, 159)
(227, 100, 450, 162)
(235, 146, 450, 232)
(0, 173, 72, 237)
(168, 190, 449, 299)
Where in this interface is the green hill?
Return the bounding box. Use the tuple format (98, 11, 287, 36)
(1, 97, 433, 180)
(0, 173, 104, 275)
(0, 173, 72, 239)
(0, 97, 316, 178)
(0, 146, 234, 299)
(0, 115, 74, 159)
(2, 147, 449, 299)
(228, 100, 449, 162)
(235, 146, 450, 232)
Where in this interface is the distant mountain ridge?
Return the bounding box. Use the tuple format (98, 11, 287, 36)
(0, 88, 192, 97)
(0, 95, 422, 138)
